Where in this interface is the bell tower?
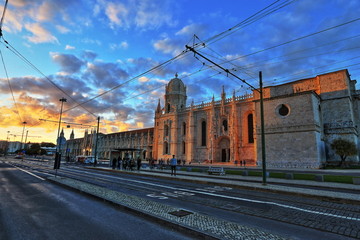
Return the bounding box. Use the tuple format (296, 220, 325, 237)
(165, 73, 187, 113)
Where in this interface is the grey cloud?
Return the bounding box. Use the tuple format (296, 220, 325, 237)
(51, 53, 84, 74)
(84, 62, 129, 88)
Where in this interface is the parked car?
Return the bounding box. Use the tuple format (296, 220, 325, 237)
(84, 156, 95, 164)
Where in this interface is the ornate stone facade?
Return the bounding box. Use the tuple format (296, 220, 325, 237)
(153, 69, 360, 168)
(64, 69, 359, 168)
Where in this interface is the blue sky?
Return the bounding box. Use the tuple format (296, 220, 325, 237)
(0, 0, 359, 143)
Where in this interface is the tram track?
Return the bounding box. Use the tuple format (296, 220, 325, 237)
(5, 159, 360, 238)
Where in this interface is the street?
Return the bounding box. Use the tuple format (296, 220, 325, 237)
(0, 161, 193, 240)
(1, 158, 360, 239)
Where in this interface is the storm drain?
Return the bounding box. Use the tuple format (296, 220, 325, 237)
(168, 209, 193, 217)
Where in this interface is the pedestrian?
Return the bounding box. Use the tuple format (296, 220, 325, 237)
(123, 158, 128, 170)
(137, 157, 141, 171)
(112, 158, 116, 169)
(170, 155, 177, 176)
(117, 156, 121, 169)
(243, 160, 246, 168)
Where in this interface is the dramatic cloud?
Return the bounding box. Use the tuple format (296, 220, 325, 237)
(84, 61, 129, 88)
(25, 23, 58, 43)
(105, 2, 129, 28)
(96, 0, 175, 30)
(65, 45, 75, 50)
(51, 53, 85, 74)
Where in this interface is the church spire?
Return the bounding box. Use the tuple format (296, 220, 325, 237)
(70, 129, 74, 140)
(156, 98, 161, 113)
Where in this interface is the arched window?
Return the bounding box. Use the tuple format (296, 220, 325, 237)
(201, 120, 207, 146)
(182, 141, 186, 154)
(164, 125, 169, 137)
(164, 141, 169, 154)
(222, 119, 228, 132)
(183, 122, 186, 135)
(167, 103, 171, 113)
(247, 114, 254, 143)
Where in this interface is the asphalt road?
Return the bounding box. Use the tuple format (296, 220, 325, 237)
(0, 161, 193, 240)
(2, 158, 360, 239)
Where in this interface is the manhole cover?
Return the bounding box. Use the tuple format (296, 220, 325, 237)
(168, 210, 193, 217)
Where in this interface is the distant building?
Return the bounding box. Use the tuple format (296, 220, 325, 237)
(0, 141, 8, 153)
(41, 147, 56, 155)
(7, 141, 21, 153)
(65, 69, 359, 168)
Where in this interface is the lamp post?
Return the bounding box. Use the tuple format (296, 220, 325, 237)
(54, 97, 67, 172)
(20, 121, 27, 150)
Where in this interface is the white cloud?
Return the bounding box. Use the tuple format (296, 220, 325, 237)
(153, 37, 183, 56)
(176, 23, 206, 37)
(65, 45, 75, 50)
(110, 41, 129, 50)
(25, 23, 58, 44)
(138, 76, 149, 83)
(105, 2, 129, 28)
(56, 25, 70, 34)
(120, 41, 129, 49)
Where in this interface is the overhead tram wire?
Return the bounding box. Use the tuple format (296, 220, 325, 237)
(193, 35, 257, 79)
(262, 59, 360, 86)
(198, 17, 360, 77)
(0, 0, 8, 36)
(0, 0, 24, 123)
(62, 49, 191, 114)
(0, 49, 23, 122)
(0, 39, 98, 118)
(194, 0, 297, 50)
(239, 45, 360, 78)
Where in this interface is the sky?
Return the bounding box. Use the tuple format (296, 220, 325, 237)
(0, 0, 359, 144)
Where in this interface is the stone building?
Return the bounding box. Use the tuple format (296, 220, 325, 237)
(153, 69, 359, 168)
(65, 128, 153, 161)
(64, 69, 359, 168)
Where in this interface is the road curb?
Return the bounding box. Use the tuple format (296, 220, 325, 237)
(46, 176, 289, 240)
(86, 167, 360, 204)
(47, 176, 220, 240)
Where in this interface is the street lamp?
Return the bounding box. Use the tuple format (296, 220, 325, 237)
(20, 121, 27, 150)
(54, 97, 67, 171)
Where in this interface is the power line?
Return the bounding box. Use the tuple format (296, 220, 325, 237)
(0, 39, 98, 118)
(0, 49, 23, 122)
(62, 49, 191, 114)
(0, 0, 8, 36)
(200, 0, 297, 47)
(221, 17, 360, 66)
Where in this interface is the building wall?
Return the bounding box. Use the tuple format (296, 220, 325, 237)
(64, 69, 359, 168)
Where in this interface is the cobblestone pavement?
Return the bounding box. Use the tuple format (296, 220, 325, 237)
(7, 159, 360, 239)
(49, 177, 289, 240)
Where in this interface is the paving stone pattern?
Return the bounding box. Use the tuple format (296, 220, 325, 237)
(50, 177, 289, 240)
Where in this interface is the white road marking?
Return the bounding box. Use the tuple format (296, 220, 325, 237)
(63, 168, 360, 222)
(10, 163, 46, 181)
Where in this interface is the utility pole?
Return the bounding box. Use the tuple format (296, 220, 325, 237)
(24, 130, 28, 150)
(259, 71, 267, 184)
(20, 121, 27, 150)
(54, 97, 67, 174)
(93, 116, 100, 167)
(185, 45, 267, 184)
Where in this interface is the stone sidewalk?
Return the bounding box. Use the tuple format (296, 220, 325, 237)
(49, 165, 360, 239)
(49, 176, 288, 240)
(92, 166, 360, 203)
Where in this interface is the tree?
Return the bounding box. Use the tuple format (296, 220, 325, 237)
(41, 142, 55, 147)
(27, 143, 41, 155)
(330, 138, 358, 167)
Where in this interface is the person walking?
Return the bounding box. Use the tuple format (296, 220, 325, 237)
(137, 157, 141, 171)
(170, 155, 177, 176)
